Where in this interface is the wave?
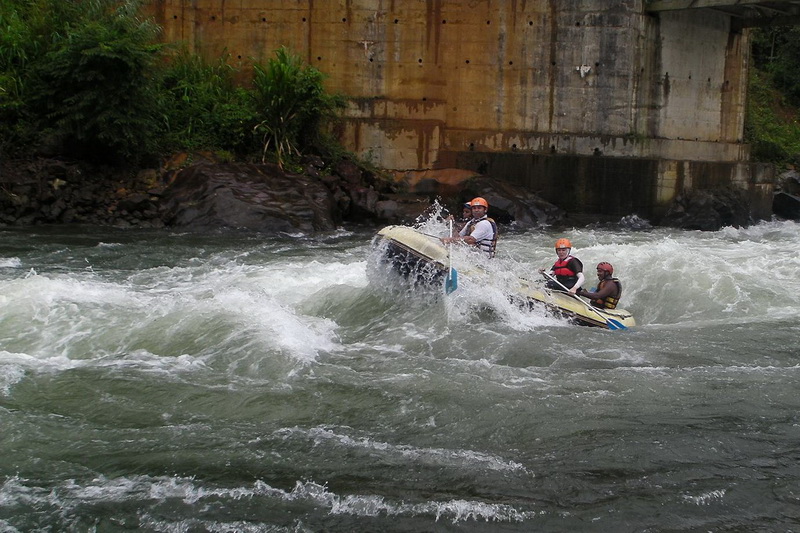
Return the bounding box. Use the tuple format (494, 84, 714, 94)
(0, 474, 536, 530)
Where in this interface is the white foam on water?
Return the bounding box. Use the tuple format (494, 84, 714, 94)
(98, 350, 209, 372)
(264, 479, 536, 524)
(280, 480, 537, 523)
(139, 516, 307, 533)
(0, 257, 22, 268)
(2, 473, 536, 526)
(253, 259, 369, 306)
(682, 488, 726, 506)
(0, 347, 213, 388)
(0, 357, 36, 395)
(0, 249, 376, 371)
(0, 520, 19, 533)
(211, 287, 340, 365)
(274, 425, 531, 474)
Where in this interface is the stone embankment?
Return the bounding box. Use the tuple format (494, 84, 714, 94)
(0, 154, 760, 232)
(0, 158, 163, 228)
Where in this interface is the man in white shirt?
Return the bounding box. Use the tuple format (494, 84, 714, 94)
(440, 197, 497, 257)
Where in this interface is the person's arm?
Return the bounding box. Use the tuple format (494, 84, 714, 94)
(463, 220, 491, 246)
(570, 272, 585, 293)
(441, 223, 478, 245)
(577, 281, 614, 300)
(563, 258, 583, 293)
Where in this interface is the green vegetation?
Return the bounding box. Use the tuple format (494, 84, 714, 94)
(28, 1, 163, 162)
(252, 47, 346, 169)
(2, 1, 799, 170)
(0, 0, 348, 167)
(157, 50, 255, 156)
(746, 27, 800, 166)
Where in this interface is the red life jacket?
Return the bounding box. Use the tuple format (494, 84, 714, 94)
(550, 256, 582, 288)
(552, 256, 578, 277)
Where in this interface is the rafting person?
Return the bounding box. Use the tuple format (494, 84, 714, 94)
(446, 201, 473, 236)
(440, 197, 497, 257)
(576, 262, 622, 309)
(539, 238, 585, 294)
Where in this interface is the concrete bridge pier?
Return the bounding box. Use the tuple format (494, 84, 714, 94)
(439, 151, 775, 224)
(148, 0, 794, 223)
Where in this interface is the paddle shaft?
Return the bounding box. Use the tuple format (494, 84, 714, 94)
(443, 221, 458, 294)
(541, 271, 624, 330)
(448, 220, 454, 280)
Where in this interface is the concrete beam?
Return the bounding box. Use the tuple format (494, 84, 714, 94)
(646, 0, 800, 11)
(733, 14, 800, 26)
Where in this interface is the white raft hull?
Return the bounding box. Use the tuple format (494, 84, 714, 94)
(515, 278, 636, 329)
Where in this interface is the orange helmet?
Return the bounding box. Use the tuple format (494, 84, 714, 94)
(555, 238, 572, 249)
(597, 262, 614, 275)
(470, 197, 489, 208)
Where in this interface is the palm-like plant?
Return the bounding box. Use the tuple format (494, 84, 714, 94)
(252, 47, 345, 168)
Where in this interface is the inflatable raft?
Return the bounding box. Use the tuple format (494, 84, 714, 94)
(373, 225, 636, 330)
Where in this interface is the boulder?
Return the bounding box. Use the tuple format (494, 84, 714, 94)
(390, 169, 565, 227)
(160, 162, 338, 232)
(459, 176, 566, 227)
(777, 169, 800, 195)
(660, 188, 751, 230)
(773, 191, 800, 220)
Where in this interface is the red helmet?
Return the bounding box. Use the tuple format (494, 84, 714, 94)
(470, 197, 489, 208)
(597, 262, 614, 275)
(555, 238, 572, 249)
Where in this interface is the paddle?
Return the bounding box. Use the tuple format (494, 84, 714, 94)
(541, 271, 627, 331)
(445, 219, 458, 294)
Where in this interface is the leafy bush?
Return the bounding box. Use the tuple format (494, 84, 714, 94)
(26, 0, 162, 163)
(251, 47, 346, 168)
(1, 0, 350, 167)
(0, 0, 80, 149)
(157, 49, 256, 155)
(747, 28, 800, 165)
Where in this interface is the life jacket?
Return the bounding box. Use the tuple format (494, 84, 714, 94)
(591, 278, 622, 309)
(552, 256, 580, 287)
(455, 216, 471, 235)
(466, 216, 498, 258)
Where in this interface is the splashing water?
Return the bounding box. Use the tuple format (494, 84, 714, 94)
(1, 221, 799, 531)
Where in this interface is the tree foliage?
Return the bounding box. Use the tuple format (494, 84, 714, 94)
(746, 27, 800, 165)
(28, 0, 163, 163)
(0, 2, 348, 167)
(751, 27, 800, 107)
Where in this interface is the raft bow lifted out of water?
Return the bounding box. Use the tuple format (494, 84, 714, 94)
(374, 225, 455, 289)
(373, 225, 636, 330)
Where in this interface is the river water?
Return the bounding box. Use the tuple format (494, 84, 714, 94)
(1, 217, 799, 532)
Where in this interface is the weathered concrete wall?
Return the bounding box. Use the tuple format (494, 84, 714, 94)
(147, 0, 771, 220)
(652, 11, 749, 143)
(451, 152, 773, 220)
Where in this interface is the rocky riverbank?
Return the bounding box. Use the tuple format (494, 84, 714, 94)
(0, 154, 567, 232)
(0, 153, 763, 232)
